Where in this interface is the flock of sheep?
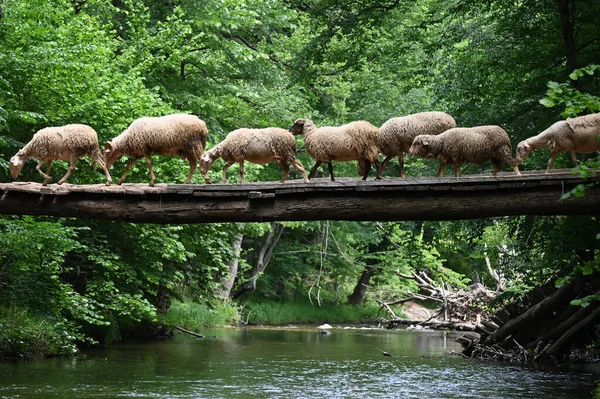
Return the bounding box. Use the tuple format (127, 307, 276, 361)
(8, 111, 600, 186)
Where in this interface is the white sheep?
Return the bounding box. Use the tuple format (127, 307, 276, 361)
(377, 111, 457, 178)
(199, 127, 309, 184)
(409, 126, 521, 177)
(289, 119, 380, 181)
(10, 124, 111, 186)
(104, 114, 208, 186)
(516, 112, 600, 173)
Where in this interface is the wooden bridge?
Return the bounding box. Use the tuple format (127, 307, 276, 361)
(0, 170, 598, 224)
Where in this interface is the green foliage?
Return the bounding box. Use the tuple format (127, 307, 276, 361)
(541, 65, 600, 117)
(0, 305, 86, 359)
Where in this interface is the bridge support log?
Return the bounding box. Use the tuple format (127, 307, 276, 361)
(0, 171, 598, 223)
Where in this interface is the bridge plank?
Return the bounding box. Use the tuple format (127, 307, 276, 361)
(0, 169, 597, 223)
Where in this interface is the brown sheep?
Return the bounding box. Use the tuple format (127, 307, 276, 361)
(516, 112, 600, 173)
(409, 126, 521, 177)
(377, 112, 457, 178)
(289, 119, 380, 181)
(10, 124, 111, 186)
(199, 127, 309, 184)
(104, 114, 207, 186)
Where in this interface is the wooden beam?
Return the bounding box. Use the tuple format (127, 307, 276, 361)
(0, 170, 598, 224)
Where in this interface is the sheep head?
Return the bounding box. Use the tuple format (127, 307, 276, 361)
(9, 150, 27, 179)
(515, 141, 533, 164)
(199, 151, 218, 184)
(409, 135, 435, 159)
(290, 119, 310, 135)
(103, 141, 123, 168)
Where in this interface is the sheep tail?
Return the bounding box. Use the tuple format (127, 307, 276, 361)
(91, 148, 105, 171)
(189, 136, 205, 160)
(502, 147, 519, 166)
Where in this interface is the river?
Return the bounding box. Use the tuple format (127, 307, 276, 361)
(0, 326, 598, 398)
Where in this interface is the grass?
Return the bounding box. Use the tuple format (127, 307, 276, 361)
(241, 298, 383, 325)
(160, 299, 240, 331)
(161, 298, 402, 330)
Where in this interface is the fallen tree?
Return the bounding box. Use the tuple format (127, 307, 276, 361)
(459, 274, 600, 363)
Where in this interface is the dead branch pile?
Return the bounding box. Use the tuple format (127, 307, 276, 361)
(377, 270, 497, 331)
(449, 283, 497, 322)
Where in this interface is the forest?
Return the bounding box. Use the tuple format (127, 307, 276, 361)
(0, 0, 599, 374)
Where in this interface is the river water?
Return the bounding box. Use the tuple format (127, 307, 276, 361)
(0, 326, 598, 398)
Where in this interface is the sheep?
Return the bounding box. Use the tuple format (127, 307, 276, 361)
(199, 127, 309, 184)
(515, 112, 600, 173)
(9, 124, 112, 186)
(289, 119, 380, 181)
(408, 125, 521, 177)
(377, 111, 457, 178)
(103, 114, 207, 186)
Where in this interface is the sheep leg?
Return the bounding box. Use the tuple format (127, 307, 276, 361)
(490, 160, 501, 177)
(279, 161, 290, 183)
(239, 161, 245, 184)
(37, 159, 52, 185)
(57, 156, 77, 185)
(291, 158, 309, 182)
(327, 162, 335, 181)
(378, 155, 393, 179)
(98, 159, 112, 185)
(185, 156, 196, 184)
(453, 162, 462, 177)
(436, 162, 445, 177)
(361, 160, 371, 181)
(512, 165, 521, 175)
(399, 153, 406, 179)
(45, 160, 53, 176)
(145, 155, 156, 186)
(545, 153, 560, 174)
(117, 157, 139, 185)
(222, 162, 234, 184)
(308, 161, 322, 179)
(569, 150, 579, 167)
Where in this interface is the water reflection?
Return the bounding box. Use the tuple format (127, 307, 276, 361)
(0, 327, 597, 398)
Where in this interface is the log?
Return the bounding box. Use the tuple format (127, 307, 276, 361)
(388, 317, 478, 331)
(544, 302, 600, 355)
(174, 325, 205, 338)
(376, 299, 398, 319)
(0, 170, 599, 223)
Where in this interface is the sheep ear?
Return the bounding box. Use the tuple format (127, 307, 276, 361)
(104, 141, 113, 152)
(422, 139, 429, 146)
(201, 152, 211, 162)
(523, 142, 531, 149)
(547, 140, 556, 151)
(10, 156, 20, 166)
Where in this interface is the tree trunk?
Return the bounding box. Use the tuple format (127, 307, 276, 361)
(484, 244, 505, 291)
(231, 222, 285, 299)
(219, 233, 244, 300)
(347, 265, 374, 305)
(556, 0, 579, 76)
(155, 285, 172, 315)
